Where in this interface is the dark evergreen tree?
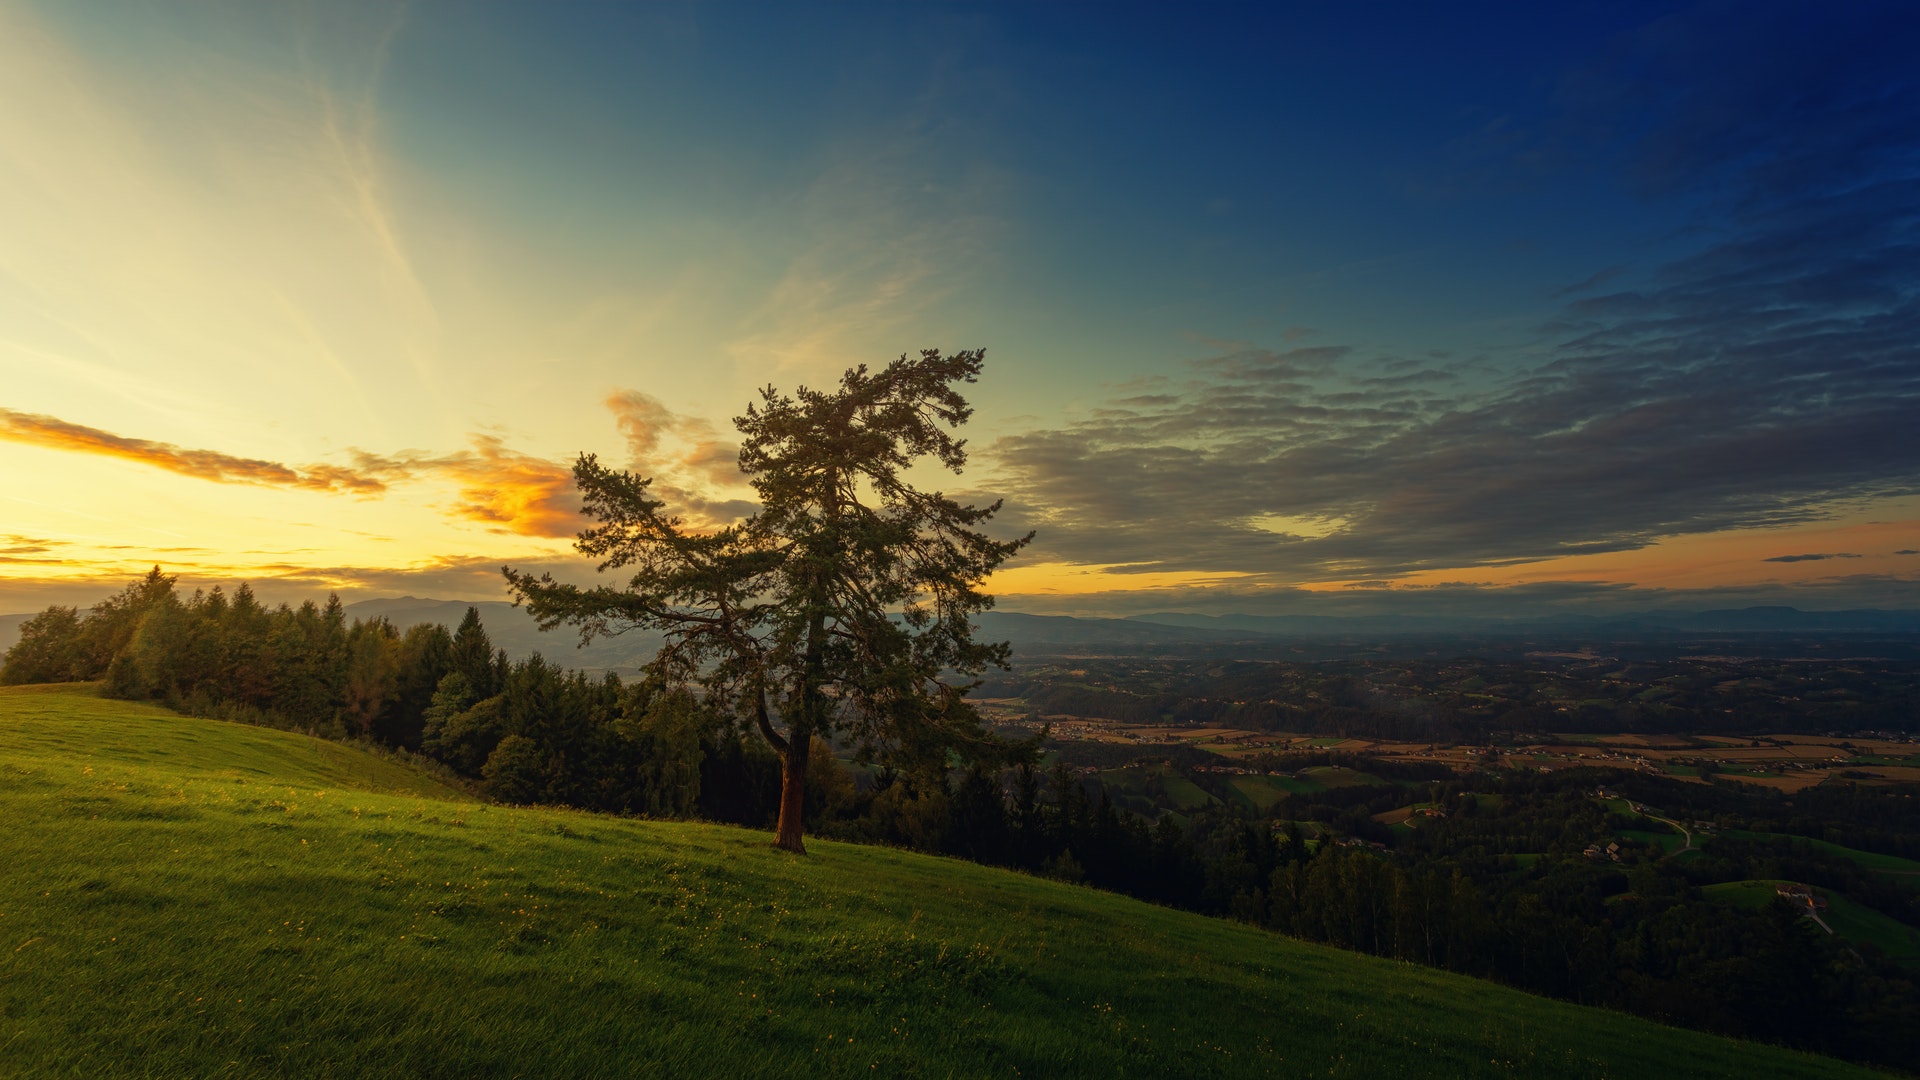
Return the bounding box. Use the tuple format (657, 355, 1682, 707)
(80, 566, 177, 677)
(448, 607, 502, 698)
(0, 606, 83, 684)
(507, 348, 1033, 853)
(383, 622, 453, 747)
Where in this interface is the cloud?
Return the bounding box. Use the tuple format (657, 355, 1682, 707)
(1763, 553, 1861, 564)
(0, 552, 607, 615)
(198, 552, 598, 603)
(989, 231, 1920, 579)
(0, 3, 445, 424)
(0, 408, 582, 538)
(0, 534, 61, 556)
(994, 574, 1920, 620)
(433, 436, 580, 539)
(1896, 549, 1920, 556)
(0, 389, 776, 546)
(722, 55, 1010, 378)
(0, 533, 67, 566)
(0, 407, 395, 493)
(603, 391, 758, 528)
(984, 8, 1920, 587)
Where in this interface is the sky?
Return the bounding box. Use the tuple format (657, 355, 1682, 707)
(2, 0, 1917, 618)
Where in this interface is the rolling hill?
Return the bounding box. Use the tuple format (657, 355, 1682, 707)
(0, 686, 1875, 1078)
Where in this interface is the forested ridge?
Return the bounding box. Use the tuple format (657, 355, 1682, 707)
(7, 568, 1920, 1070)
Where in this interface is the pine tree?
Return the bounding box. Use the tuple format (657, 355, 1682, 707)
(507, 348, 1032, 852)
(0, 606, 83, 684)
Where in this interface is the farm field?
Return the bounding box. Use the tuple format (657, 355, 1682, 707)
(1720, 831, 1920, 878)
(1703, 879, 1799, 912)
(1622, 829, 1686, 853)
(1702, 880, 1920, 962)
(998, 699, 1920, 795)
(1223, 774, 1292, 812)
(1824, 893, 1920, 962)
(0, 687, 1881, 1079)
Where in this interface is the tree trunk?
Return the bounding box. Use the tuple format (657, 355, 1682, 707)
(777, 561, 828, 855)
(774, 733, 809, 853)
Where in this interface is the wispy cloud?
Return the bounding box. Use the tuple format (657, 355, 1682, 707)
(0, 533, 67, 565)
(0, 534, 62, 556)
(995, 574, 1920, 620)
(0, 407, 582, 538)
(1763, 553, 1861, 564)
(723, 42, 1009, 378)
(0, 2, 442, 426)
(0, 408, 391, 493)
(604, 390, 757, 527)
(0, 549, 623, 614)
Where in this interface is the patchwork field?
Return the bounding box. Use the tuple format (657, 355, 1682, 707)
(998, 701, 1920, 794)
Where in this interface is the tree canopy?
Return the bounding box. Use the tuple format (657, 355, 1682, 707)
(505, 348, 1032, 851)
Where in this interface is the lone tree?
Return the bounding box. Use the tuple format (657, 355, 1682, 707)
(504, 348, 1032, 852)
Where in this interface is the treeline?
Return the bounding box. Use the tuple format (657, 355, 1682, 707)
(1218, 781, 1920, 1067)
(0, 569, 777, 821)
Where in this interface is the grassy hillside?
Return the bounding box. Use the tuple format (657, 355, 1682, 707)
(1724, 829, 1920, 878)
(1705, 879, 1920, 962)
(0, 687, 1880, 1079)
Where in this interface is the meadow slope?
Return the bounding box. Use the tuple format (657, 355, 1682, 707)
(0, 686, 1879, 1079)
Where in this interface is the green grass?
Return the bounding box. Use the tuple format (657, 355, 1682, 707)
(1223, 775, 1292, 812)
(1722, 830, 1920, 875)
(1098, 763, 1218, 812)
(1823, 893, 1920, 962)
(1297, 765, 1390, 790)
(1703, 879, 1794, 912)
(0, 687, 1876, 1079)
(1622, 829, 1685, 853)
(1269, 773, 1326, 794)
(1703, 880, 1920, 962)
(1157, 775, 1218, 810)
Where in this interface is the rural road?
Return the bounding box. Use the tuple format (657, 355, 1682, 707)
(1631, 803, 1694, 856)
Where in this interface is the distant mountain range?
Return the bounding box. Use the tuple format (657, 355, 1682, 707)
(0, 613, 29, 658)
(341, 598, 669, 674)
(3, 602, 1917, 670)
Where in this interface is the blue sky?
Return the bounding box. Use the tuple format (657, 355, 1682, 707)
(2, 0, 1916, 615)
